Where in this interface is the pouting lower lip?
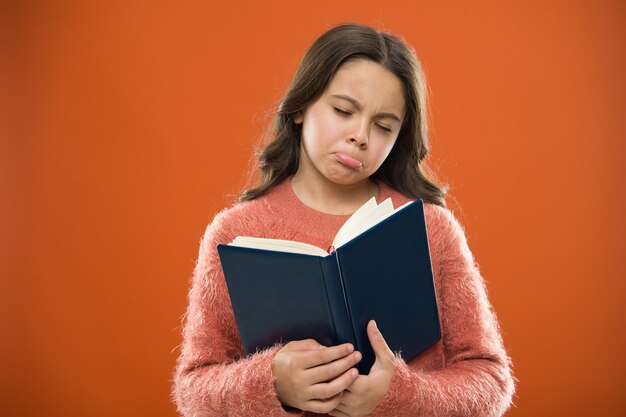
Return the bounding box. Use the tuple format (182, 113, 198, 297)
(335, 153, 363, 169)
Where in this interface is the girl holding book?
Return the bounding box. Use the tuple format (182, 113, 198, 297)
(173, 23, 515, 416)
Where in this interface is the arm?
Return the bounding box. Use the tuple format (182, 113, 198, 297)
(370, 206, 515, 417)
(172, 219, 302, 417)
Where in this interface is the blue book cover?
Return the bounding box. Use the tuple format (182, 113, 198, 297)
(217, 199, 440, 374)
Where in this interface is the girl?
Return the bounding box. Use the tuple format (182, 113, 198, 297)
(172, 23, 515, 417)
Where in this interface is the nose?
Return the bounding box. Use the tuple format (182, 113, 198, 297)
(348, 122, 368, 149)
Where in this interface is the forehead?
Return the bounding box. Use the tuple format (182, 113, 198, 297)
(324, 59, 406, 117)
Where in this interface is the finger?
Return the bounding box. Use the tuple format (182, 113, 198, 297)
(333, 399, 352, 413)
(329, 409, 351, 417)
(303, 393, 343, 415)
(367, 320, 396, 368)
(306, 350, 362, 384)
(299, 343, 355, 369)
(309, 367, 359, 400)
(343, 374, 365, 394)
(339, 381, 362, 408)
(281, 339, 325, 352)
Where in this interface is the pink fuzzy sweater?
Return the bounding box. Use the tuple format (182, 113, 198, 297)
(172, 177, 515, 416)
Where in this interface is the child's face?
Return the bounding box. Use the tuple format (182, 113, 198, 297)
(294, 59, 406, 188)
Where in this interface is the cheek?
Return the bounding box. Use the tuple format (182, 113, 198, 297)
(374, 139, 397, 161)
(303, 113, 339, 146)
(366, 139, 397, 171)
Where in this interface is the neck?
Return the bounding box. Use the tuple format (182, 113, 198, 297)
(291, 172, 379, 215)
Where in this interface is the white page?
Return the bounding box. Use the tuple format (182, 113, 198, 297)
(229, 236, 328, 256)
(348, 200, 414, 236)
(332, 198, 395, 249)
(331, 196, 378, 249)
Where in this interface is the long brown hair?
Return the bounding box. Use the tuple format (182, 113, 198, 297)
(240, 23, 448, 207)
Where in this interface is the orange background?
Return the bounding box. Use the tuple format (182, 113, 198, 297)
(2, 1, 625, 416)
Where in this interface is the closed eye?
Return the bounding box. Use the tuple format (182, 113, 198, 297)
(334, 107, 393, 133)
(334, 107, 352, 116)
(376, 124, 392, 133)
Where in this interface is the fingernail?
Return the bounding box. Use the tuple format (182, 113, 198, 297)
(347, 344, 354, 353)
(371, 320, 378, 330)
(351, 369, 358, 378)
(354, 351, 362, 362)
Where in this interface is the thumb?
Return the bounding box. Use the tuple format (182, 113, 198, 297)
(367, 320, 397, 370)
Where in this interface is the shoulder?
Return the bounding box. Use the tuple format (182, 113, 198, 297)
(201, 197, 273, 246)
(423, 203, 463, 234)
(423, 202, 477, 271)
(191, 196, 275, 270)
(200, 179, 295, 245)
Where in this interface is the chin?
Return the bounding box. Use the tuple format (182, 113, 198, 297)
(323, 170, 370, 186)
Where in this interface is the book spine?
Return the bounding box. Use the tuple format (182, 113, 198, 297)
(334, 251, 374, 375)
(319, 255, 356, 347)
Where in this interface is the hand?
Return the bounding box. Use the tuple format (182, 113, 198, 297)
(329, 321, 398, 417)
(272, 339, 362, 414)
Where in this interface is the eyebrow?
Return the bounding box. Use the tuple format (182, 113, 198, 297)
(330, 94, 402, 122)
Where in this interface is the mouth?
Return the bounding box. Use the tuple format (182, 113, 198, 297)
(334, 152, 363, 169)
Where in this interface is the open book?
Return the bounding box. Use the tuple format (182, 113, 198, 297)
(217, 198, 440, 374)
(228, 197, 412, 256)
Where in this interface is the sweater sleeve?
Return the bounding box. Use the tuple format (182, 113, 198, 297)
(172, 214, 304, 417)
(370, 206, 515, 417)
